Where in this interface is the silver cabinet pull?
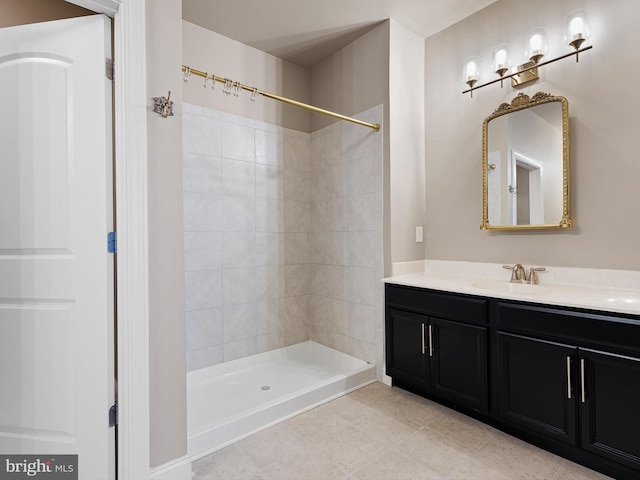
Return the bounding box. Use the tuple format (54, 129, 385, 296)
(421, 323, 426, 355)
(580, 358, 586, 403)
(566, 356, 572, 399)
(428, 325, 433, 357)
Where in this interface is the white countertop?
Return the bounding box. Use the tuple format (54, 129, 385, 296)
(383, 261, 640, 316)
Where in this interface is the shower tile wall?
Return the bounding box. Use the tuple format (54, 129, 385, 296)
(183, 103, 311, 371)
(183, 103, 384, 377)
(309, 105, 384, 374)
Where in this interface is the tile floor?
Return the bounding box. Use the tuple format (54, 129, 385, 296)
(192, 381, 613, 480)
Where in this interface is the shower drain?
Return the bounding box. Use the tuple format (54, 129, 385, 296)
(260, 385, 271, 391)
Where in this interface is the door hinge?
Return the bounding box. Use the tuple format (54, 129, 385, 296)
(108, 231, 116, 253)
(109, 402, 118, 428)
(106, 58, 114, 80)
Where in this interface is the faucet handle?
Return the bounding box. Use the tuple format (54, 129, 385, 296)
(528, 267, 546, 285)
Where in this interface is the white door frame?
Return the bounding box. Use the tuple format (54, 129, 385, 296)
(510, 150, 544, 225)
(113, 2, 150, 479)
(67, 1, 151, 479)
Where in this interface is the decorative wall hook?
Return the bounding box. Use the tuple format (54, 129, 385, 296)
(153, 91, 174, 118)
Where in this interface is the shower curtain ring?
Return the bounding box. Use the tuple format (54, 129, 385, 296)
(203, 72, 208, 88)
(183, 66, 191, 83)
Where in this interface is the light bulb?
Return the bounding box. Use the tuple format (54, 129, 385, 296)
(463, 57, 480, 97)
(565, 9, 591, 53)
(466, 60, 478, 81)
(570, 17, 585, 40)
(463, 57, 480, 83)
(491, 44, 511, 78)
(530, 34, 542, 53)
(527, 28, 549, 63)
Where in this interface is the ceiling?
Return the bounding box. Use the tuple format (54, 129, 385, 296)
(182, 0, 498, 68)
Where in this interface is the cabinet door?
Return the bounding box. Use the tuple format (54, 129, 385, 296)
(430, 317, 488, 413)
(579, 349, 640, 471)
(386, 309, 428, 391)
(497, 332, 577, 445)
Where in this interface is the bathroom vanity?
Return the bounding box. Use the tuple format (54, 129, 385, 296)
(385, 268, 640, 480)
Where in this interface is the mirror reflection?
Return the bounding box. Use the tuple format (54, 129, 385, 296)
(481, 92, 572, 230)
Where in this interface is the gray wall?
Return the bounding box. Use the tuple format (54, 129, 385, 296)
(146, 0, 187, 468)
(311, 21, 429, 271)
(310, 22, 392, 276)
(389, 20, 427, 265)
(182, 21, 311, 132)
(425, 0, 640, 270)
(309, 23, 390, 133)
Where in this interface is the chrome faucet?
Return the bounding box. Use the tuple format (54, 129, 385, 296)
(503, 264, 546, 284)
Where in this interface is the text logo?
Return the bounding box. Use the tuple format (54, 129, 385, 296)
(0, 456, 77, 480)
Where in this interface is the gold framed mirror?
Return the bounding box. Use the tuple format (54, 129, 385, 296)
(480, 92, 572, 230)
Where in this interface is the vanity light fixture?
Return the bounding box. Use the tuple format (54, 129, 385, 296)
(565, 9, 591, 61)
(463, 57, 480, 97)
(527, 28, 550, 64)
(463, 9, 593, 96)
(491, 44, 511, 87)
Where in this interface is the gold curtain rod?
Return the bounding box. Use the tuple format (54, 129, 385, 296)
(181, 65, 380, 132)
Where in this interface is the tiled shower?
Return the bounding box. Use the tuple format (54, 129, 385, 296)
(182, 103, 383, 375)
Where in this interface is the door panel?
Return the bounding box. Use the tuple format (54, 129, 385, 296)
(0, 16, 114, 480)
(431, 317, 487, 413)
(386, 309, 428, 390)
(497, 332, 577, 445)
(0, 302, 76, 444)
(580, 349, 640, 470)
(1, 55, 71, 252)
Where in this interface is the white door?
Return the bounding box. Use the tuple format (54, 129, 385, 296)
(0, 15, 115, 479)
(487, 151, 501, 226)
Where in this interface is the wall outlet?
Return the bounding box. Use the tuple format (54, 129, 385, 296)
(416, 226, 424, 243)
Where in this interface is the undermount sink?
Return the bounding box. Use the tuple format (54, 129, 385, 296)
(471, 280, 552, 296)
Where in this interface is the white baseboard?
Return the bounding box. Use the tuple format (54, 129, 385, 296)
(150, 456, 192, 480)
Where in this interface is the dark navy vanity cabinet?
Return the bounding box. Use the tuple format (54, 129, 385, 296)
(385, 283, 640, 480)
